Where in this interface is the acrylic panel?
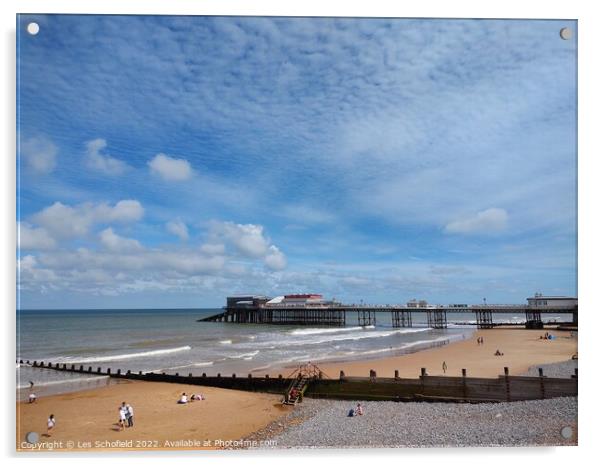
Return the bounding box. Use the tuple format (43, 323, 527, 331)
(16, 15, 577, 451)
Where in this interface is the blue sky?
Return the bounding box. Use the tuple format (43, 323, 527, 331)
(16, 15, 577, 308)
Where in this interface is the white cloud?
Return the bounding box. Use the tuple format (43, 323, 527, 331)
(31, 200, 144, 239)
(85, 138, 129, 175)
(211, 222, 270, 258)
(166, 219, 189, 241)
(99, 228, 143, 252)
(18, 223, 56, 250)
(200, 243, 225, 255)
(264, 245, 287, 270)
(148, 153, 193, 181)
(444, 208, 509, 234)
(208, 221, 288, 270)
(20, 136, 57, 174)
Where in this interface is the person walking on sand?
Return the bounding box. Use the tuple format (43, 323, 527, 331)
(47, 414, 55, 437)
(126, 403, 134, 428)
(442, 361, 447, 374)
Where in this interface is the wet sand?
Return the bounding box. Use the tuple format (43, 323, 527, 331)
(311, 328, 578, 379)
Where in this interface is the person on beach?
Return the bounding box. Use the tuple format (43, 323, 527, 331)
(28, 392, 37, 403)
(118, 405, 127, 430)
(47, 414, 55, 437)
(355, 403, 364, 416)
(126, 403, 134, 427)
(442, 361, 447, 374)
(178, 392, 188, 404)
(494, 349, 504, 356)
(29, 381, 34, 389)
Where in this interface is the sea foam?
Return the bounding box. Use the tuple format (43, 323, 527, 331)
(53, 345, 192, 364)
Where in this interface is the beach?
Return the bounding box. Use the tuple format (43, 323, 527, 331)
(17, 380, 288, 451)
(259, 396, 577, 448)
(17, 328, 577, 451)
(309, 328, 577, 379)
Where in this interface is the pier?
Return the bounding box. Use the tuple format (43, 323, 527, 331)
(199, 295, 578, 330)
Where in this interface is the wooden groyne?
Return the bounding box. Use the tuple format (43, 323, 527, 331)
(19, 359, 577, 403)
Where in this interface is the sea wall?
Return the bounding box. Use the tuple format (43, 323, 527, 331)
(20, 360, 577, 403)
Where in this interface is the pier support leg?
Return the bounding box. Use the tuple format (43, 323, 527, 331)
(427, 309, 447, 329)
(525, 310, 543, 329)
(392, 310, 412, 328)
(475, 309, 493, 329)
(358, 310, 376, 326)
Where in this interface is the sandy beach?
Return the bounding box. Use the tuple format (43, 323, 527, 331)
(17, 381, 288, 451)
(273, 328, 578, 379)
(16, 328, 577, 451)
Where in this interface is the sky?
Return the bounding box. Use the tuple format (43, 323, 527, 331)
(16, 15, 577, 309)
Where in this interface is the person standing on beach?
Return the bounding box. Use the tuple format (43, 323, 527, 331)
(442, 361, 447, 374)
(47, 414, 55, 437)
(126, 403, 134, 427)
(118, 405, 127, 430)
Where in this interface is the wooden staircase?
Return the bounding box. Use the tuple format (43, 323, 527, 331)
(283, 376, 309, 405)
(282, 362, 327, 405)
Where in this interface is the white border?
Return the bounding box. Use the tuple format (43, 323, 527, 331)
(3, 1, 601, 465)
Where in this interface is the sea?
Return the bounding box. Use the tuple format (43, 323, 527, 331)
(16, 308, 570, 399)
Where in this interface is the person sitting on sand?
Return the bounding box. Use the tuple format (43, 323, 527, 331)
(355, 403, 364, 416)
(47, 414, 55, 437)
(494, 349, 504, 356)
(347, 408, 355, 417)
(28, 393, 37, 403)
(178, 392, 188, 404)
(191, 393, 205, 401)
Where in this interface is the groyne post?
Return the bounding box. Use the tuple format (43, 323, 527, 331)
(504, 367, 511, 401)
